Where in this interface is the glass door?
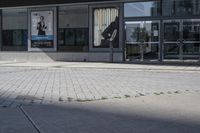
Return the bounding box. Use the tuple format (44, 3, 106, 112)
(125, 21, 160, 61)
(163, 20, 181, 59)
(163, 19, 200, 60)
(182, 20, 200, 59)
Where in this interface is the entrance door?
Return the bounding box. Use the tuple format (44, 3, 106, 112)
(163, 19, 200, 60)
(125, 21, 160, 61)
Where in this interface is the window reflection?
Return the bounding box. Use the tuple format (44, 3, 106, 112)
(162, 0, 200, 16)
(124, 1, 160, 17)
(164, 22, 180, 42)
(58, 5, 89, 52)
(2, 8, 28, 51)
(126, 21, 159, 43)
(125, 21, 159, 61)
(183, 21, 200, 41)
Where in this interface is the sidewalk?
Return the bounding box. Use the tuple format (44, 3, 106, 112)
(0, 61, 200, 108)
(1, 93, 200, 133)
(0, 61, 199, 72)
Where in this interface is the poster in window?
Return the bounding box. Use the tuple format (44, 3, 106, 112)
(93, 8, 119, 48)
(31, 10, 54, 48)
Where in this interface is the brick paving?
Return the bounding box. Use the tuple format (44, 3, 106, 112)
(0, 66, 200, 107)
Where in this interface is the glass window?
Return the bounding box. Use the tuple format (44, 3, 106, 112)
(93, 8, 119, 48)
(183, 20, 200, 41)
(124, 1, 161, 17)
(162, 0, 200, 16)
(2, 8, 28, 51)
(58, 5, 89, 52)
(126, 21, 159, 43)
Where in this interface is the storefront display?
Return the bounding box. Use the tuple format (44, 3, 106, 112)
(93, 8, 119, 48)
(31, 10, 54, 48)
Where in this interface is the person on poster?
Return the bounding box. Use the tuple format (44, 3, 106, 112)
(37, 16, 47, 36)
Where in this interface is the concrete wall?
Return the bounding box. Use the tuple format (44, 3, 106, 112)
(0, 52, 123, 62)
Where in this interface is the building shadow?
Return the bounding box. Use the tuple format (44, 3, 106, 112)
(21, 103, 200, 133)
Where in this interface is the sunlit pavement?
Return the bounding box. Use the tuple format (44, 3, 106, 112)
(0, 62, 200, 107)
(1, 92, 200, 133)
(0, 61, 200, 132)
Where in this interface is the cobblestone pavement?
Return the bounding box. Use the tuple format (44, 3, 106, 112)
(0, 66, 200, 107)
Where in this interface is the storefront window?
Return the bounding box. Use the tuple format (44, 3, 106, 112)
(58, 5, 89, 52)
(162, 0, 200, 16)
(2, 8, 28, 51)
(124, 1, 161, 17)
(93, 8, 119, 48)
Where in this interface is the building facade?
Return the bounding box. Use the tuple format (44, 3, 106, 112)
(0, 0, 200, 62)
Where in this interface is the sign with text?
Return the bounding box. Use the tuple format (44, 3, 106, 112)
(31, 10, 54, 48)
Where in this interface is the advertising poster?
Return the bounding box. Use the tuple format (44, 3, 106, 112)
(94, 8, 119, 48)
(31, 10, 54, 48)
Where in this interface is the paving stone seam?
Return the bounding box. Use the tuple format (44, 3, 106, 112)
(18, 105, 43, 133)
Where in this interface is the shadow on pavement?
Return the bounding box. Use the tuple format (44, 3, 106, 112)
(21, 103, 200, 133)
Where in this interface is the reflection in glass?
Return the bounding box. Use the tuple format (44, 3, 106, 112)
(164, 21, 180, 42)
(164, 43, 179, 55)
(2, 8, 28, 51)
(164, 20, 200, 59)
(58, 5, 89, 52)
(124, 1, 161, 17)
(183, 21, 200, 41)
(125, 21, 159, 61)
(183, 43, 200, 54)
(162, 0, 200, 16)
(126, 21, 159, 43)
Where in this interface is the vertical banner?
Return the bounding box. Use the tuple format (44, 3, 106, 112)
(31, 10, 54, 48)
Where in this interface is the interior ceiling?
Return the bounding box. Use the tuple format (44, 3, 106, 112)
(0, 0, 119, 7)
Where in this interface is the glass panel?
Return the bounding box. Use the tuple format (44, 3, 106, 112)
(125, 21, 159, 61)
(58, 5, 89, 52)
(183, 43, 200, 55)
(182, 20, 200, 56)
(164, 21, 180, 42)
(124, 1, 161, 17)
(2, 8, 28, 51)
(162, 0, 200, 16)
(164, 43, 179, 59)
(144, 44, 159, 59)
(126, 21, 159, 43)
(183, 20, 200, 41)
(93, 8, 119, 48)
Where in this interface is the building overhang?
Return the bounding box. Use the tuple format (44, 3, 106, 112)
(0, 0, 121, 7)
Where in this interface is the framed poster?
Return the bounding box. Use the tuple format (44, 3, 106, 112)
(31, 10, 54, 48)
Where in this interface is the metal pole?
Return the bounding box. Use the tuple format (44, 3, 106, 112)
(110, 40, 113, 63)
(109, 29, 117, 63)
(179, 43, 183, 60)
(199, 44, 200, 62)
(140, 42, 144, 61)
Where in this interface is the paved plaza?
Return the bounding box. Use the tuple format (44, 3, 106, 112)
(1, 92, 200, 133)
(0, 61, 200, 107)
(0, 61, 200, 133)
